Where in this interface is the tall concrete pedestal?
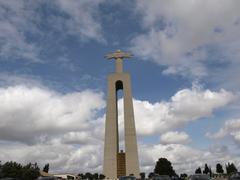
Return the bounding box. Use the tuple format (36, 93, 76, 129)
(103, 50, 140, 179)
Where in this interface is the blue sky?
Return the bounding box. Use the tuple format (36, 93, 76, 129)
(0, 0, 240, 175)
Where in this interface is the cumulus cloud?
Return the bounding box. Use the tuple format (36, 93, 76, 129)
(133, 85, 234, 136)
(1, 139, 239, 174)
(0, 140, 103, 173)
(0, 83, 236, 173)
(206, 119, 240, 144)
(0, 84, 105, 172)
(0, 85, 105, 144)
(131, 0, 240, 80)
(160, 131, 191, 144)
(139, 143, 239, 174)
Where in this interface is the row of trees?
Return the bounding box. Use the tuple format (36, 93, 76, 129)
(0, 161, 40, 180)
(195, 162, 238, 175)
(0, 161, 52, 180)
(149, 158, 239, 179)
(78, 173, 105, 180)
(76, 158, 177, 180)
(1, 159, 239, 179)
(0, 161, 107, 180)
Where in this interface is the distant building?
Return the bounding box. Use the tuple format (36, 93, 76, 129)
(40, 171, 54, 177)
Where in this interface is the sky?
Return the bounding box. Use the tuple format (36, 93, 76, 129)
(0, 0, 240, 175)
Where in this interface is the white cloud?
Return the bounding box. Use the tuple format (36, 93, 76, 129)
(0, 83, 236, 174)
(131, 0, 240, 79)
(0, 85, 105, 144)
(133, 85, 234, 136)
(1, 139, 239, 174)
(139, 143, 239, 174)
(0, 140, 103, 173)
(0, 84, 105, 172)
(0, 73, 43, 88)
(55, 0, 105, 42)
(160, 131, 191, 144)
(0, 0, 41, 61)
(0, 0, 105, 62)
(206, 119, 240, 144)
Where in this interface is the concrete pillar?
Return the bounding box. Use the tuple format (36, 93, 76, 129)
(116, 58, 123, 73)
(103, 74, 118, 178)
(123, 75, 140, 177)
(103, 73, 140, 179)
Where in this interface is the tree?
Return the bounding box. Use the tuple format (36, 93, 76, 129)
(180, 173, 188, 180)
(140, 172, 145, 179)
(21, 163, 40, 180)
(154, 158, 176, 176)
(226, 163, 238, 174)
(93, 173, 98, 179)
(99, 174, 105, 179)
(1, 161, 23, 178)
(43, 163, 49, 173)
(203, 164, 210, 174)
(0, 161, 3, 178)
(195, 167, 202, 174)
(85, 172, 93, 180)
(78, 173, 85, 179)
(148, 172, 155, 179)
(216, 163, 224, 174)
(0, 161, 39, 180)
